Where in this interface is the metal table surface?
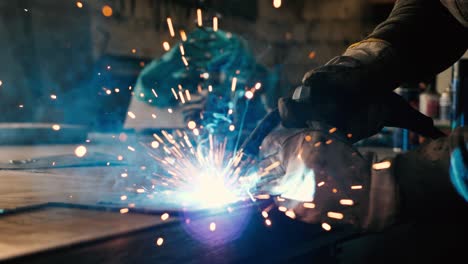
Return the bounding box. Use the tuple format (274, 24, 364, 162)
(0, 141, 357, 263)
(1, 139, 467, 263)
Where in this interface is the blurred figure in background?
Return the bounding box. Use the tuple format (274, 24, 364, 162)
(125, 26, 278, 139)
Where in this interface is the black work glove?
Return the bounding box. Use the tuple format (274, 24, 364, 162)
(279, 40, 444, 142)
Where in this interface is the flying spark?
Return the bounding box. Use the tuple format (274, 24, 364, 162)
(179, 44, 185, 55)
(182, 56, 189, 66)
(213, 17, 218, 31)
(187, 121, 197, 129)
(167, 17, 175, 37)
(151, 141, 160, 149)
(210, 222, 216, 231)
(127, 111, 136, 119)
(180, 30, 187, 41)
(161, 213, 170, 221)
(231, 77, 237, 92)
(327, 212, 344, 220)
(245, 90, 254, 100)
(156, 237, 164, 246)
(273, 0, 282, 8)
(339, 199, 354, 206)
(256, 194, 270, 200)
(163, 42, 170, 51)
(197, 9, 203, 27)
(372, 161, 391, 170)
(322, 223, 331, 231)
(74, 146, 87, 157)
(285, 210, 296, 219)
(308, 51, 316, 59)
(102, 5, 113, 17)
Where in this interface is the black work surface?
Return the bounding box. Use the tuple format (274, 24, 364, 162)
(4, 204, 468, 264)
(0, 144, 354, 263)
(0, 203, 354, 264)
(1, 145, 467, 263)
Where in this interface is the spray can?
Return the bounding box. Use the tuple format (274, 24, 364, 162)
(419, 84, 440, 118)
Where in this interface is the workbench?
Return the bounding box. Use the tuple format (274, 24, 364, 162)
(0, 134, 466, 263)
(0, 134, 357, 264)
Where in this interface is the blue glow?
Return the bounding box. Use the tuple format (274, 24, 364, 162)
(450, 147, 468, 202)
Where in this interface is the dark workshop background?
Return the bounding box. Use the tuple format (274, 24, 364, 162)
(0, 0, 394, 130)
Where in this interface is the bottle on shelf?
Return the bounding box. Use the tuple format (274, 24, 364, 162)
(439, 87, 452, 122)
(419, 83, 440, 119)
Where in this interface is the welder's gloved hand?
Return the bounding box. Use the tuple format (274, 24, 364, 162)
(180, 90, 207, 123)
(255, 125, 374, 228)
(278, 39, 440, 142)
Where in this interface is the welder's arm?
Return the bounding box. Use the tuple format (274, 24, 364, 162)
(280, 0, 467, 141)
(360, 0, 468, 91)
